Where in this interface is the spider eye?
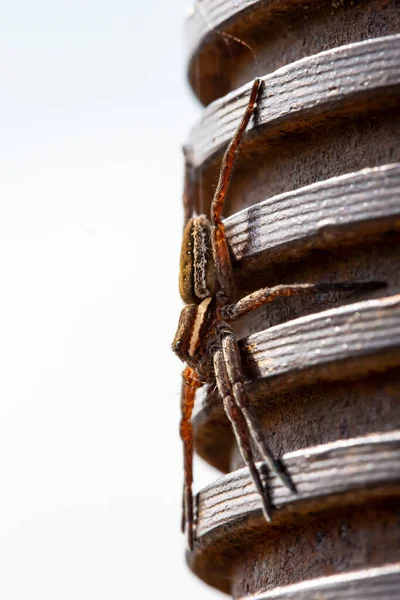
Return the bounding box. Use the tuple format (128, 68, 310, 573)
(172, 339, 183, 358)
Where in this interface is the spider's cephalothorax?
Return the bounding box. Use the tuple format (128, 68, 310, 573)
(173, 77, 385, 551)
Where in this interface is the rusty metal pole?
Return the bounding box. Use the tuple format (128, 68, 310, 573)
(183, 1, 400, 598)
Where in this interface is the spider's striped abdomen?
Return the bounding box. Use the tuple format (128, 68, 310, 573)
(172, 297, 214, 365)
(179, 216, 217, 304)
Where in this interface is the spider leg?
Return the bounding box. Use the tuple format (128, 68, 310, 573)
(221, 281, 387, 321)
(213, 346, 274, 521)
(210, 78, 262, 303)
(182, 145, 195, 230)
(180, 366, 202, 551)
(218, 322, 296, 494)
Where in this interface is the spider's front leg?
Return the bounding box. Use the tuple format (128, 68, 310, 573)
(217, 321, 296, 494)
(180, 366, 202, 551)
(210, 77, 261, 303)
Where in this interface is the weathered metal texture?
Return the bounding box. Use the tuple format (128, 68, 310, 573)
(184, 0, 400, 597)
(186, 0, 400, 106)
(189, 432, 400, 594)
(188, 36, 400, 169)
(224, 164, 400, 269)
(188, 36, 400, 219)
(235, 564, 400, 600)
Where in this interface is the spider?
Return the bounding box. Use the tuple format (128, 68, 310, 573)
(173, 78, 385, 550)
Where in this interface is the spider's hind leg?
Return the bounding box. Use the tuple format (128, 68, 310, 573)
(218, 322, 296, 495)
(212, 345, 274, 521)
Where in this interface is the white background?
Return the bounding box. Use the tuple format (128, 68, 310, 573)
(0, 0, 222, 597)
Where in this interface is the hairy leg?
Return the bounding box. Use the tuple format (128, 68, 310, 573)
(213, 346, 274, 520)
(210, 78, 262, 303)
(221, 281, 387, 321)
(180, 366, 202, 550)
(182, 145, 195, 230)
(218, 322, 295, 493)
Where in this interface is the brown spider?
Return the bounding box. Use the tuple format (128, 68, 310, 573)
(173, 78, 385, 550)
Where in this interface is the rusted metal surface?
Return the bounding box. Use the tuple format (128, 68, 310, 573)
(186, 0, 400, 106)
(235, 564, 400, 599)
(184, 0, 400, 596)
(195, 432, 400, 540)
(187, 40, 400, 222)
(188, 432, 400, 594)
(224, 164, 400, 268)
(187, 36, 400, 169)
